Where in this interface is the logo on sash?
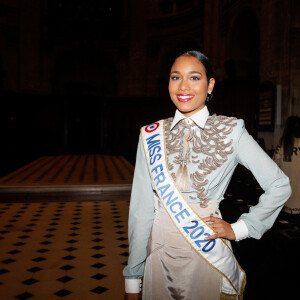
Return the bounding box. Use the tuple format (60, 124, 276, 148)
(141, 120, 246, 297)
(145, 122, 160, 133)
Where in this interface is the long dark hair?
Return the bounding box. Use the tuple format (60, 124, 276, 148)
(280, 116, 300, 161)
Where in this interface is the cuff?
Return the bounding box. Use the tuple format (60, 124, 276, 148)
(125, 278, 142, 293)
(231, 220, 249, 241)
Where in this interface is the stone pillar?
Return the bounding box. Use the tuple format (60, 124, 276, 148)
(203, 1, 224, 80)
(290, 0, 300, 116)
(126, 0, 148, 96)
(19, 0, 41, 92)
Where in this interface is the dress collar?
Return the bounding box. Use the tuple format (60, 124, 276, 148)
(170, 106, 210, 130)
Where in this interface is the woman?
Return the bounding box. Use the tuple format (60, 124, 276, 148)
(274, 116, 300, 216)
(123, 50, 291, 300)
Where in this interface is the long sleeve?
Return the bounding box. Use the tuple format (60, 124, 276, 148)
(236, 122, 292, 239)
(123, 135, 155, 279)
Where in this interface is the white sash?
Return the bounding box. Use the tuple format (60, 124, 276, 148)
(141, 120, 246, 296)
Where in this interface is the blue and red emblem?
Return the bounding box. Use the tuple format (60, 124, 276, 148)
(145, 122, 160, 133)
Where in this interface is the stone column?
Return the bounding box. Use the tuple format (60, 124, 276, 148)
(126, 0, 148, 96)
(19, 0, 41, 92)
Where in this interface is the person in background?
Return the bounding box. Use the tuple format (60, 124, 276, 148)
(124, 50, 292, 300)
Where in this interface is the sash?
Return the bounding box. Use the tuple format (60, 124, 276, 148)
(141, 120, 246, 297)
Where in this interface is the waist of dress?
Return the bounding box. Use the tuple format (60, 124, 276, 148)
(153, 195, 221, 219)
(151, 197, 221, 250)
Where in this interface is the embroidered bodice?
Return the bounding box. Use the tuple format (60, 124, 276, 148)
(165, 115, 237, 207)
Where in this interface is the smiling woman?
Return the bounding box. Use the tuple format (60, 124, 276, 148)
(123, 50, 291, 300)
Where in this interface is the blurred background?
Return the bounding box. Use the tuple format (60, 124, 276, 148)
(0, 0, 299, 176)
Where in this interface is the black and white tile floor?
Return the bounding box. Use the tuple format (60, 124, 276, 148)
(0, 159, 299, 300)
(0, 200, 129, 299)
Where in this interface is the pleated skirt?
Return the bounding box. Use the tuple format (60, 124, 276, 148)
(142, 197, 226, 300)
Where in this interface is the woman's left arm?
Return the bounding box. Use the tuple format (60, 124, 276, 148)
(233, 122, 292, 239)
(204, 120, 291, 241)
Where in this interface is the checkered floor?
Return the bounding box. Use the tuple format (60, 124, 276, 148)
(1, 158, 299, 300)
(0, 200, 129, 299)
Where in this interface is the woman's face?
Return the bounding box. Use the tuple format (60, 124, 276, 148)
(168, 56, 215, 117)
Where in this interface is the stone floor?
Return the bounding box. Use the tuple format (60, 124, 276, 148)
(0, 155, 134, 192)
(0, 198, 130, 300)
(0, 157, 299, 300)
